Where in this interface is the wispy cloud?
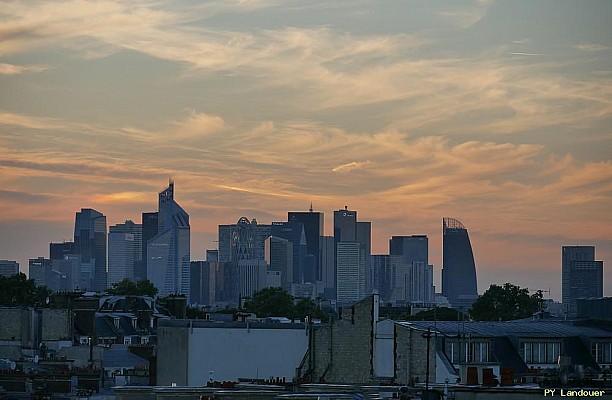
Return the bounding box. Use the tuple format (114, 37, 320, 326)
(0, 63, 47, 74)
(332, 161, 372, 173)
(574, 42, 610, 52)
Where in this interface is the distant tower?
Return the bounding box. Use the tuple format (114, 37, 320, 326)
(218, 217, 271, 263)
(271, 221, 307, 284)
(140, 212, 159, 280)
(333, 207, 371, 304)
(108, 220, 142, 286)
(288, 206, 324, 282)
(0, 260, 19, 277)
(562, 246, 603, 317)
(74, 208, 107, 291)
(442, 217, 478, 311)
(389, 235, 434, 305)
(265, 236, 294, 290)
(147, 181, 191, 301)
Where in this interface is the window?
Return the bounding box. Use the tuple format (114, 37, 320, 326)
(592, 342, 612, 364)
(520, 341, 560, 364)
(445, 340, 489, 363)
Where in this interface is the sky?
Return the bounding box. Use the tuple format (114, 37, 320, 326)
(0, 0, 610, 301)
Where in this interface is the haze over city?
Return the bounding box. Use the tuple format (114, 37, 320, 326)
(0, 0, 610, 300)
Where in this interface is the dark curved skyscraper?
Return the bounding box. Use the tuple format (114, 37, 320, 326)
(442, 217, 478, 311)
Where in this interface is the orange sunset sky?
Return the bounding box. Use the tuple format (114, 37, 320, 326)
(0, 0, 610, 300)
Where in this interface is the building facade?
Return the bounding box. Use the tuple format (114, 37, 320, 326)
(441, 217, 478, 311)
(288, 208, 324, 282)
(108, 220, 142, 286)
(333, 207, 371, 303)
(146, 181, 190, 301)
(74, 208, 107, 291)
(389, 235, 434, 306)
(562, 246, 604, 317)
(218, 217, 271, 263)
(0, 260, 19, 277)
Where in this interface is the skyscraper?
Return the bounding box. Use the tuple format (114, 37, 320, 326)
(140, 212, 159, 280)
(218, 217, 271, 263)
(0, 260, 19, 277)
(371, 254, 393, 303)
(562, 246, 604, 317)
(320, 236, 335, 299)
(108, 220, 142, 286)
(389, 235, 434, 305)
(288, 207, 324, 282)
(441, 217, 478, 311)
(271, 221, 306, 284)
(265, 236, 294, 290)
(333, 207, 371, 303)
(29, 257, 61, 290)
(336, 242, 366, 304)
(147, 180, 190, 301)
(74, 208, 107, 291)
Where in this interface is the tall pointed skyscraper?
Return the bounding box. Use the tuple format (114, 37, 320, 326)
(441, 217, 478, 311)
(74, 208, 107, 291)
(147, 180, 191, 301)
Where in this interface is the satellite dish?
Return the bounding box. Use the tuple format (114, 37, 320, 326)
(9, 361, 16, 370)
(34, 355, 39, 363)
(45, 297, 50, 305)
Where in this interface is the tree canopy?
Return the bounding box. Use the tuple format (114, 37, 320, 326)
(0, 273, 51, 307)
(106, 279, 158, 297)
(408, 307, 469, 321)
(242, 287, 327, 320)
(470, 283, 542, 321)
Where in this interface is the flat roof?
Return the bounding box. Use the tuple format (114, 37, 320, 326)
(159, 319, 307, 330)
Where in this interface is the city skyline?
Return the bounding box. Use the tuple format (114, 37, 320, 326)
(0, 1, 610, 300)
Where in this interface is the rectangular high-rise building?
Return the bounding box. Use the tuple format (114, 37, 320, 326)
(29, 257, 54, 289)
(371, 255, 393, 303)
(333, 207, 371, 303)
(140, 212, 159, 280)
(74, 208, 107, 291)
(336, 242, 366, 305)
(191, 261, 219, 306)
(0, 260, 19, 277)
(320, 236, 335, 299)
(271, 221, 306, 284)
(288, 208, 324, 282)
(389, 235, 434, 305)
(265, 236, 294, 291)
(108, 220, 142, 286)
(562, 246, 604, 317)
(49, 242, 74, 262)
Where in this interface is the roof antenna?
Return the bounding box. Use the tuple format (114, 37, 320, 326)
(309, 202, 313, 212)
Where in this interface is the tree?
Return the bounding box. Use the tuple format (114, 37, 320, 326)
(242, 288, 329, 320)
(470, 283, 542, 321)
(408, 307, 468, 321)
(106, 279, 158, 297)
(292, 297, 327, 321)
(0, 273, 51, 307)
(242, 287, 293, 318)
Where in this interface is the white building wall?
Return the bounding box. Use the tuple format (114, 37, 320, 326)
(187, 326, 308, 385)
